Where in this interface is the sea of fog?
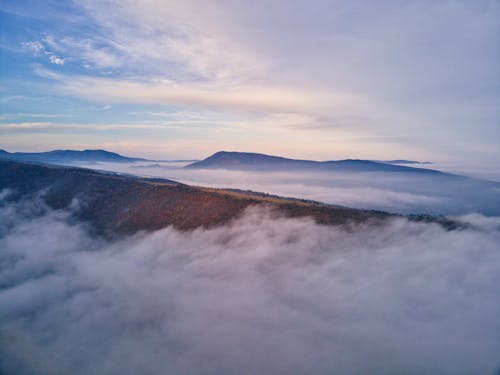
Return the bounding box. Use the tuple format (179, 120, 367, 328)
(1, 193, 499, 375)
(75, 161, 500, 216)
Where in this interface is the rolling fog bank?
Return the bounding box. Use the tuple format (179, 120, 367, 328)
(77, 161, 500, 216)
(1, 194, 499, 374)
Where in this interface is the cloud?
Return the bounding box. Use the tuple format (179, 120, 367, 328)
(74, 0, 270, 81)
(68, 0, 500, 103)
(0, 113, 69, 120)
(22, 39, 66, 66)
(74, 162, 500, 216)
(32, 64, 62, 79)
(47, 36, 122, 69)
(51, 73, 371, 117)
(0, 122, 54, 129)
(0, 96, 25, 104)
(0, 121, 220, 133)
(0, 196, 499, 374)
(48, 55, 65, 65)
(22, 41, 44, 54)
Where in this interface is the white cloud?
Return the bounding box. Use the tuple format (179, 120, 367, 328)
(32, 64, 62, 79)
(75, 162, 500, 216)
(22, 41, 44, 54)
(0, 198, 499, 374)
(53, 74, 372, 117)
(22, 39, 66, 65)
(0, 121, 215, 132)
(0, 122, 53, 129)
(75, 0, 270, 82)
(48, 55, 65, 65)
(0, 113, 68, 120)
(58, 37, 122, 69)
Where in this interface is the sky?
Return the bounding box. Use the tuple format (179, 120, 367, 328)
(0, 0, 499, 166)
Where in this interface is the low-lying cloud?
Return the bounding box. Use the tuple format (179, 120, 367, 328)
(78, 161, 500, 216)
(1, 195, 499, 375)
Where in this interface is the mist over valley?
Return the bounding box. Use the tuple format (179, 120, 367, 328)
(0, 156, 499, 374)
(52, 150, 500, 217)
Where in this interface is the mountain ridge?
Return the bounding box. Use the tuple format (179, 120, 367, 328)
(0, 159, 459, 237)
(0, 149, 146, 164)
(381, 159, 432, 165)
(186, 151, 444, 174)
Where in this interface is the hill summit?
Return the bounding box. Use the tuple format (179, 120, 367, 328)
(0, 149, 145, 164)
(186, 151, 442, 174)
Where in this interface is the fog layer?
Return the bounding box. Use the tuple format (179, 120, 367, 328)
(78, 161, 500, 216)
(1, 196, 499, 374)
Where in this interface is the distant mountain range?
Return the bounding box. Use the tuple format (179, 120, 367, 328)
(0, 149, 146, 164)
(0, 148, 440, 174)
(186, 151, 443, 174)
(0, 160, 459, 237)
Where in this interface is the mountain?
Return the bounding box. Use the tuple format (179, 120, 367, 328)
(186, 151, 443, 174)
(381, 160, 432, 165)
(0, 149, 146, 164)
(0, 160, 459, 238)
